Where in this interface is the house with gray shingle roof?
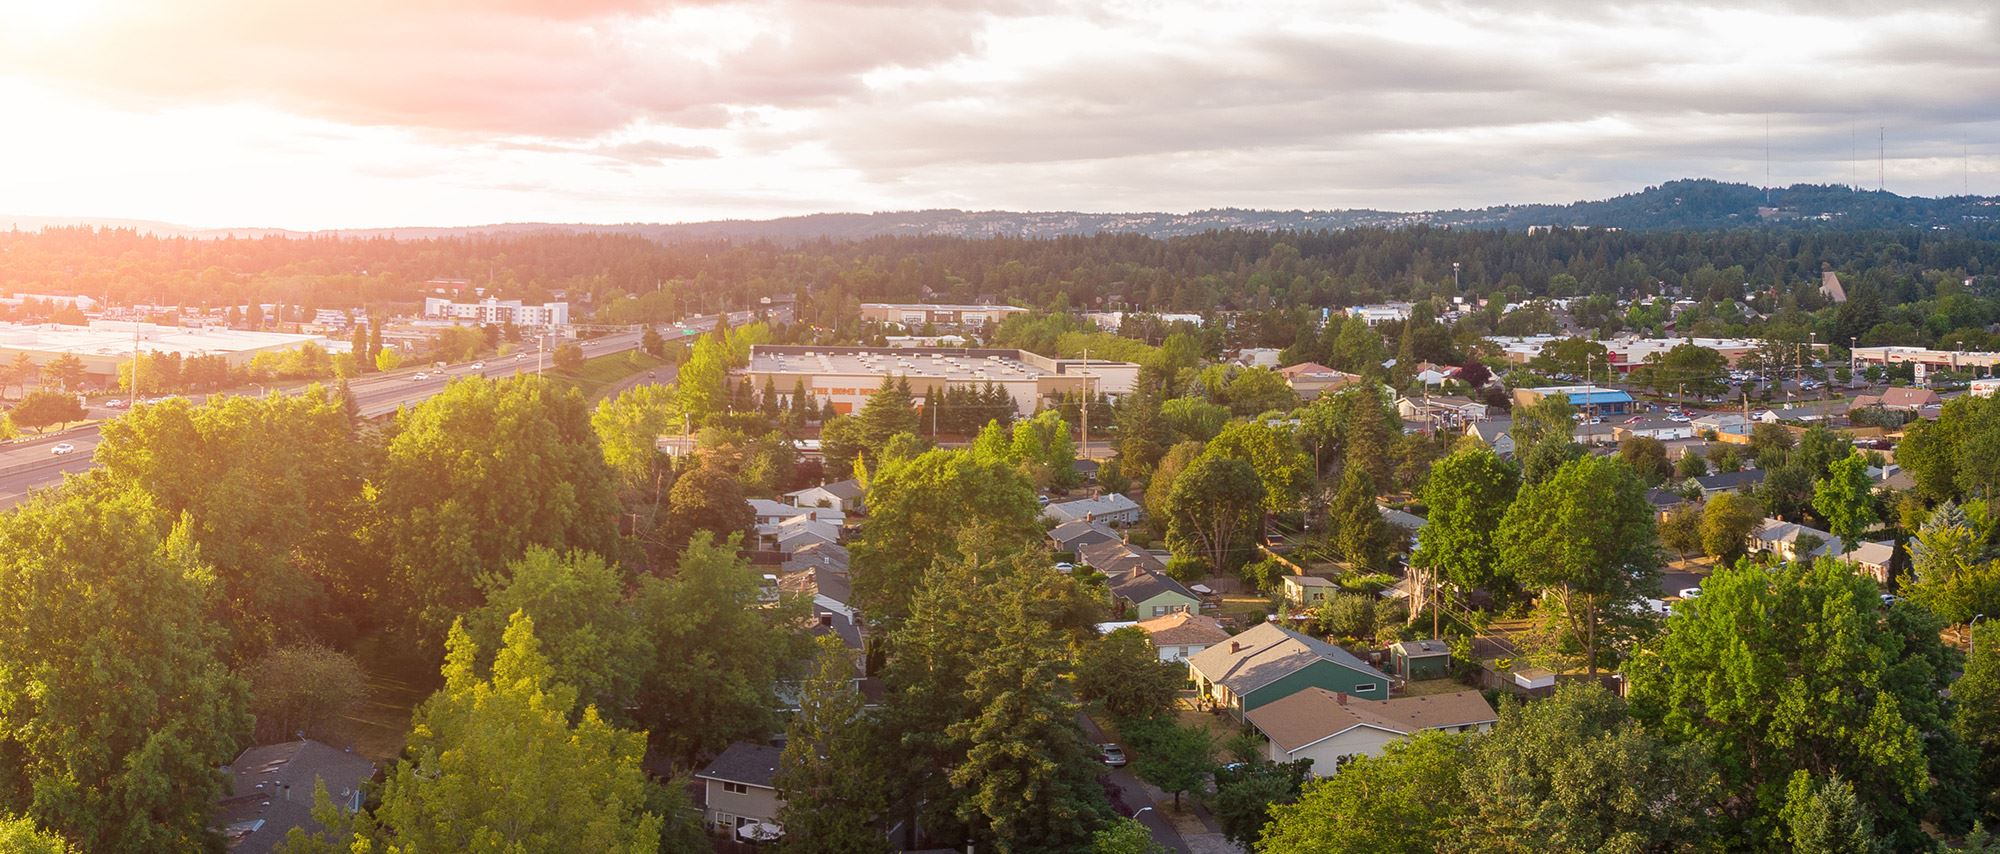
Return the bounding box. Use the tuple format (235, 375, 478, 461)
(1188, 622, 1392, 718)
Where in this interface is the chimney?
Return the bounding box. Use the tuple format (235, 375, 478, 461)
(1336, 691, 1348, 706)
(1230, 641, 1243, 654)
(1086, 512, 1095, 523)
(818, 614, 833, 627)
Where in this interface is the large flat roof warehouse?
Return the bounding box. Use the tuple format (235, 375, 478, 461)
(740, 344, 1139, 417)
(0, 321, 331, 378)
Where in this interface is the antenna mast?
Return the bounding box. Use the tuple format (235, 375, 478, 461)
(1878, 127, 1885, 192)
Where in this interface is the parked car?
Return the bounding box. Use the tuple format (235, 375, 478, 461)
(1098, 744, 1127, 767)
(50, 442, 76, 456)
(1054, 562, 1075, 571)
(1677, 587, 1702, 599)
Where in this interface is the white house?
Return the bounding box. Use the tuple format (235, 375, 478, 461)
(1244, 688, 1497, 775)
(784, 479, 867, 514)
(1614, 417, 1695, 442)
(1044, 492, 1144, 527)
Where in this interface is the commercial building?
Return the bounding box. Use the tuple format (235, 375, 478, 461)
(1513, 385, 1635, 416)
(857, 302, 1028, 328)
(737, 345, 1139, 417)
(1345, 303, 1414, 325)
(1084, 311, 1204, 331)
(1488, 335, 1763, 370)
(1851, 345, 2000, 373)
(421, 296, 570, 326)
(0, 320, 331, 383)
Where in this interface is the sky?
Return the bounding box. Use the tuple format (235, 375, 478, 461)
(1, 0, 1997, 230)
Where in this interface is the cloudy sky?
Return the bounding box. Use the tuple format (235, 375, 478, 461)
(1, 0, 1995, 229)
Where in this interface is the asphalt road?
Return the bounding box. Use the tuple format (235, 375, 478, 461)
(0, 307, 770, 509)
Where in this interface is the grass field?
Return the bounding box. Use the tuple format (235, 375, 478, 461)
(546, 350, 668, 399)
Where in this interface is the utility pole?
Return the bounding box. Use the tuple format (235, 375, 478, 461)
(130, 321, 140, 408)
(1080, 347, 1091, 462)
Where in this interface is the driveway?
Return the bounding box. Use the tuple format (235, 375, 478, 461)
(1078, 713, 1191, 853)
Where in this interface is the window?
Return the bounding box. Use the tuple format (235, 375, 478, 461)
(722, 782, 749, 795)
(1351, 683, 1377, 694)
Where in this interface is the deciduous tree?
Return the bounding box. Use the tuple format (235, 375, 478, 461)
(1414, 445, 1520, 598)
(1496, 455, 1658, 675)
(1073, 628, 1183, 721)
(1165, 454, 1266, 574)
(1259, 732, 1470, 854)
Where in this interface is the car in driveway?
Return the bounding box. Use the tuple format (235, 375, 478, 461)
(1098, 744, 1127, 767)
(1677, 587, 1702, 599)
(50, 442, 76, 456)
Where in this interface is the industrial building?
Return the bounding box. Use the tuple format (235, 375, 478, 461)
(1488, 335, 1765, 371)
(1513, 385, 1635, 416)
(856, 303, 1029, 328)
(1851, 345, 2000, 373)
(737, 345, 1138, 417)
(0, 321, 331, 383)
(421, 296, 570, 326)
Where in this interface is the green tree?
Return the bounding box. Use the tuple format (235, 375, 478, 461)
(1165, 454, 1266, 574)
(858, 375, 921, 449)
(3, 352, 37, 396)
(374, 376, 620, 643)
(467, 548, 652, 721)
(374, 346, 403, 372)
(1159, 396, 1230, 443)
(1660, 503, 1703, 561)
(1206, 420, 1312, 513)
(1314, 592, 1377, 641)
(1700, 491, 1764, 563)
(1617, 435, 1671, 486)
(1091, 818, 1167, 854)
(0, 814, 75, 854)
(851, 449, 1043, 626)
(1259, 731, 1470, 854)
(1126, 718, 1215, 809)
(43, 354, 84, 390)
(1675, 452, 1709, 479)
(1780, 772, 1884, 854)
(335, 614, 662, 853)
(1811, 451, 1879, 543)
(1215, 768, 1303, 850)
(1453, 684, 1718, 853)
(245, 643, 368, 743)
(1009, 409, 1080, 490)
(1222, 366, 1297, 416)
(9, 389, 84, 432)
(1956, 620, 2000, 825)
(1902, 501, 2000, 625)
(1496, 455, 1658, 675)
(1414, 445, 1520, 597)
(0, 490, 250, 853)
(1143, 440, 1205, 522)
(664, 462, 754, 546)
(1329, 466, 1393, 570)
(677, 333, 731, 425)
(635, 534, 800, 765)
(591, 383, 678, 493)
(775, 635, 891, 854)
(1073, 628, 1184, 721)
(1626, 559, 1975, 849)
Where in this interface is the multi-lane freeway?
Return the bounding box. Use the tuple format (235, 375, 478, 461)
(0, 307, 771, 510)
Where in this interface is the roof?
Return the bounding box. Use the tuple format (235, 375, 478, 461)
(1277, 361, 1336, 377)
(1379, 506, 1426, 530)
(782, 541, 850, 573)
(1755, 518, 1842, 555)
(1079, 540, 1167, 576)
(1108, 566, 1198, 606)
(1530, 386, 1633, 405)
(1187, 622, 1390, 697)
(1467, 420, 1512, 443)
(696, 742, 785, 789)
(805, 607, 864, 651)
(749, 498, 808, 519)
(1840, 540, 1895, 567)
(1049, 519, 1120, 549)
(1644, 487, 1691, 508)
(1879, 387, 1940, 408)
(216, 740, 375, 854)
(1391, 639, 1452, 658)
(1619, 418, 1686, 433)
(779, 564, 852, 606)
(1245, 688, 1497, 753)
(1134, 611, 1232, 647)
(788, 478, 865, 502)
(1694, 469, 1765, 491)
(1045, 492, 1142, 524)
(1284, 575, 1337, 588)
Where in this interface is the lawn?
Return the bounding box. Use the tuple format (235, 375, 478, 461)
(546, 350, 668, 399)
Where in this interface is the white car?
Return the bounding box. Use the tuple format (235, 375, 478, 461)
(471, 361, 485, 369)
(50, 442, 76, 456)
(1054, 562, 1075, 571)
(515, 353, 527, 362)
(1677, 587, 1701, 599)
(413, 372, 430, 381)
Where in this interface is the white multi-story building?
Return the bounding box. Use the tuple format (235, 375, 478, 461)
(422, 297, 569, 326)
(1345, 303, 1414, 326)
(738, 345, 1139, 417)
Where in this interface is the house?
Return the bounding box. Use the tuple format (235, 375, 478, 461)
(1049, 519, 1121, 554)
(1280, 575, 1338, 607)
(1188, 622, 1394, 716)
(1838, 540, 1897, 585)
(1045, 492, 1144, 527)
(1691, 413, 1751, 438)
(1388, 639, 1453, 680)
(763, 513, 843, 554)
(750, 498, 811, 527)
(1278, 362, 1362, 400)
(779, 563, 854, 618)
(1615, 418, 1695, 442)
(1079, 540, 1169, 577)
(216, 740, 375, 854)
(1108, 566, 1202, 619)
(1134, 611, 1232, 663)
(1692, 468, 1765, 497)
(1379, 506, 1424, 551)
(1573, 423, 1620, 446)
(782, 541, 850, 574)
(1850, 387, 1941, 412)
(1644, 487, 1693, 520)
(1396, 395, 1489, 425)
(1749, 517, 1843, 562)
(1465, 420, 1515, 456)
(785, 479, 867, 514)
(1246, 687, 1496, 775)
(695, 742, 786, 843)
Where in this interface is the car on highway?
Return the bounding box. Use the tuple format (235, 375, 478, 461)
(50, 442, 76, 456)
(104, 399, 126, 408)
(515, 353, 527, 362)
(1098, 744, 1127, 767)
(413, 372, 430, 381)
(471, 361, 485, 369)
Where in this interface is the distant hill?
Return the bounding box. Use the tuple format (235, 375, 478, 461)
(10, 179, 1999, 242)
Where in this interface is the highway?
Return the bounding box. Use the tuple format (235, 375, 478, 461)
(0, 307, 771, 510)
